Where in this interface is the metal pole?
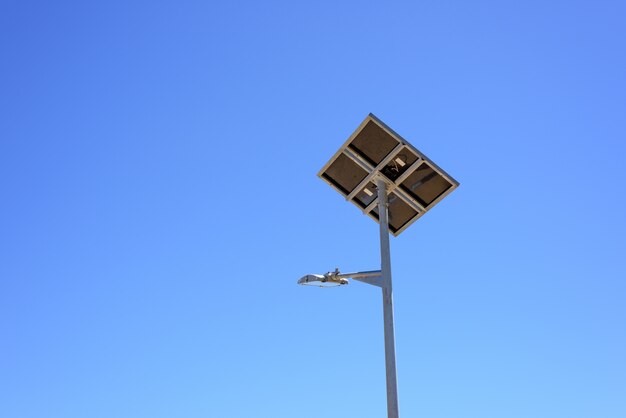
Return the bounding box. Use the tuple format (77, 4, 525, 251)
(376, 177, 399, 418)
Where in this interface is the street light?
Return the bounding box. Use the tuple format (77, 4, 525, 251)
(298, 114, 459, 418)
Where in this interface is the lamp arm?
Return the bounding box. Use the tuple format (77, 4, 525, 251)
(331, 270, 385, 288)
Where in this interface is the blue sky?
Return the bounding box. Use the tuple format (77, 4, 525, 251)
(1, 1, 625, 417)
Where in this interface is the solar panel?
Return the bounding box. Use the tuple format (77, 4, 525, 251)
(319, 113, 459, 236)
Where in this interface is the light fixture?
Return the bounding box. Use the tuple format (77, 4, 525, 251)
(298, 269, 383, 288)
(298, 272, 348, 287)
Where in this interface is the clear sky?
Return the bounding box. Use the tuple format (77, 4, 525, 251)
(1, 1, 625, 417)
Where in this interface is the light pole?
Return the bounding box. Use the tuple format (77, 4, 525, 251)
(300, 113, 459, 418)
(376, 177, 399, 418)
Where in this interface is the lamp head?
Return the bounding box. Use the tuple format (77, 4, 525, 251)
(298, 272, 348, 287)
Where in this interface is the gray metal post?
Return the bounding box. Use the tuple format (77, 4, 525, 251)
(376, 177, 399, 418)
